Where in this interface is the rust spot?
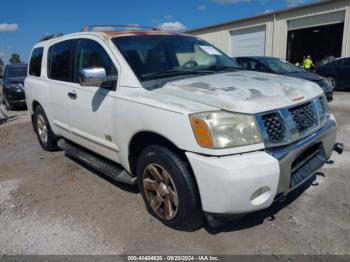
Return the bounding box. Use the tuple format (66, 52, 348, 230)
(291, 96, 304, 101)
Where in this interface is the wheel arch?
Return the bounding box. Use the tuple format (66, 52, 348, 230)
(128, 131, 188, 176)
(31, 100, 42, 112)
(31, 100, 42, 128)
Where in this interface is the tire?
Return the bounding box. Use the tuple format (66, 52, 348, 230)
(33, 105, 58, 151)
(326, 76, 338, 90)
(137, 145, 203, 231)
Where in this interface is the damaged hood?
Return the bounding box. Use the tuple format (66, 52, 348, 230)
(155, 71, 323, 114)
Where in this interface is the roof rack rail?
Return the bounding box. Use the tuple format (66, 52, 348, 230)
(81, 25, 159, 32)
(40, 33, 64, 42)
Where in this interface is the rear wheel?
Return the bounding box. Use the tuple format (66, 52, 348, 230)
(137, 145, 203, 231)
(33, 105, 58, 151)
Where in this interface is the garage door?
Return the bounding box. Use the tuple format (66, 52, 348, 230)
(230, 26, 266, 57)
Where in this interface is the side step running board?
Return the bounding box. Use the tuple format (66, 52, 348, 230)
(57, 139, 137, 185)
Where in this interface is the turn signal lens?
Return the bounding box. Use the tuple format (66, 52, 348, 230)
(190, 117, 214, 148)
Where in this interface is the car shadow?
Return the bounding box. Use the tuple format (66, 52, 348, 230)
(204, 172, 325, 234)
(91, 88, 110, 112)
(61, 150, 329, 233)
(65, 154, 139, 194)
(0, 115, 17, 125)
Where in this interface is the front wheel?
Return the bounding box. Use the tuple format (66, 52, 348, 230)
(137, 145, 203, 231)
(327, 76, 337, 90)
(2, 92, 13, 111)
(33, 105, 58, 151)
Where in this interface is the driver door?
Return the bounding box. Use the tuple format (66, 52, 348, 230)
(69, 38, 120, 161)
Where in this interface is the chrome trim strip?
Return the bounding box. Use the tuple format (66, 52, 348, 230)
(265, 119, 336, 194)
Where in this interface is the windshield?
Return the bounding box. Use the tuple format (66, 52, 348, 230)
(112, 35, 242, 80)
(5, 66, 27, 78)
(258, 58, 303, 74)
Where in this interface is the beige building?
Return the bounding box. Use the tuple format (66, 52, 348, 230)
(188, 0, 350, 64)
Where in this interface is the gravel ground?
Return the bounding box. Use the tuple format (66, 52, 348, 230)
(0, 92, 349, 255)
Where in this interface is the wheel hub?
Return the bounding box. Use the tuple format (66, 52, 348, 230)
(143, 163, 179, 220)
(37, 114, 48, 144)
(157, 182, 169, 196)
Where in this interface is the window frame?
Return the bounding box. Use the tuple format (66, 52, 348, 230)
(254, 59, 273, 73)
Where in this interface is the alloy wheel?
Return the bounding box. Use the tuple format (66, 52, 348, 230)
(327, 77, 337, 89)
(143, 163, 179, 220)
(37, 114, 48, 144)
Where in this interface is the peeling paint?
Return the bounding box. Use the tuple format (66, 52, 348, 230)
(251, 77, 270, 81)
(223, 86, 237, 92)
(246, 89, 265, 100)
(153, 70, 323, 114)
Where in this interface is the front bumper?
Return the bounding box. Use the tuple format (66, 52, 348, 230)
(325, 91, 333, 102)
(5, 88, 26, 103)
(186, 118, 337, 214)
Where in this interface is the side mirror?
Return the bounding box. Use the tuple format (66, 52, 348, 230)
(79, 67, 107, 87)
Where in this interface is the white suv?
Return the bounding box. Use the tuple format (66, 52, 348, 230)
(25, 26, 341, 231)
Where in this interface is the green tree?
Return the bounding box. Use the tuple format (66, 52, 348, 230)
(9, 53, 21, 64)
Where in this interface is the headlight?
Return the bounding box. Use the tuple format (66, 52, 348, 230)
(189, 111, 262, 149)
(9, 83, 24, 91)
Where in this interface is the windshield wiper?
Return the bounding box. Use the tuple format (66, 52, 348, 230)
(206, 65, 242, 72)
(142, 69, 212, 80)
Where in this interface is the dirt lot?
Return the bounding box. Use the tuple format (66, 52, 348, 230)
(0, 92, 349, 255)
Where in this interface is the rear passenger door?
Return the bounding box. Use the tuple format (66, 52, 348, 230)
(69, 38, 119, 160)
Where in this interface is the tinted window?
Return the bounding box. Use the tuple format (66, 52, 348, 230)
(74, 39, 117, 89)
(5, 66, 27, 78)
(237, 58, 250, 70)
(112, 35, 241, 81)
(237, 58, 267, 72)
(48, 40, 75, 82)
(258, 57, 303, 74)
(75, 39, 117, 80)
(29, 47, 43, 77)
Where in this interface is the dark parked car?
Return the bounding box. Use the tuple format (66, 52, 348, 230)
(235, 56, 333, 101)
(0, 63, 27, 110)
(315, 57, 350, 90)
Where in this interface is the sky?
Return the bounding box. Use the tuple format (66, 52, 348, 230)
(0, 0, 318, 63)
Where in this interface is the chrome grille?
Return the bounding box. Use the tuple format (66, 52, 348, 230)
(288, 102, 315, 133)
(318, 96, 328, 122)
(261, 113, 285, 143)
(258, 96, 330, 147)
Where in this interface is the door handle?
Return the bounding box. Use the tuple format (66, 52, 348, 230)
(68, 90, 77, 100)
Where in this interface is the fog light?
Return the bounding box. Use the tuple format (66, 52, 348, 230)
(250, 186, 271, 206)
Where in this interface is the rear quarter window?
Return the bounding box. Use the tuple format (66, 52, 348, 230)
(29, 47, 44, 77)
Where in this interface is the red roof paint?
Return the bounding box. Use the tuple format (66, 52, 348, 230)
(103, 30, 190, 38)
